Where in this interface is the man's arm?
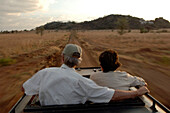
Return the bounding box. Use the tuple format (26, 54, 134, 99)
(111, 86, 149, 101)
(22, 69, 43, 95)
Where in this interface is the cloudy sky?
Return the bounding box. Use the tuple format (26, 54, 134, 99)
(0, 0, 170, 31)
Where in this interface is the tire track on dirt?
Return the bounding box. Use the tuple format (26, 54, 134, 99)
(67, 30, 98, 67)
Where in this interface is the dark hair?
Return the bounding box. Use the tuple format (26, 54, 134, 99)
(99, 50, 121, 72)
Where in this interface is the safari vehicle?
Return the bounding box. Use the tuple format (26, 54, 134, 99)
(9, 67, 170, 113)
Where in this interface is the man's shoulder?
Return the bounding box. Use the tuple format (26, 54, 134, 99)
(90, 71, 103, 80)
(45, 67, 59, 70)
(37, 67, 60, 73)
(115, 71, 128, 75)
(114, 71, 134, 79)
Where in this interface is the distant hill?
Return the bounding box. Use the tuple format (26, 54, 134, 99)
(42, 14, 170, 30)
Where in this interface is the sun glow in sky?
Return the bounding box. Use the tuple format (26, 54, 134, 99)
(0, 0, 170, 31)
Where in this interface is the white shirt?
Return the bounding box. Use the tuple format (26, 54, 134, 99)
(23, 64, 115, 106)
(90, 71, 146, 91)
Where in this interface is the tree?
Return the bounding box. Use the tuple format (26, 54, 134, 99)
(36, 26, 45, 36)
(116, 18, 129, 35)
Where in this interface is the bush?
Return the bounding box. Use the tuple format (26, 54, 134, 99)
(0, 58, 16, 66)
(156, 29, 168, 33)
(140, 28, 149, 33)
(160, 29, 168, 33)
(128, 29, 131, 33)
(117, 30, 125, 35)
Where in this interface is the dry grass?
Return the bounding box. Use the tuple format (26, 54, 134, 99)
(0, 30, 69, 58)
(77, 30, 170, 67)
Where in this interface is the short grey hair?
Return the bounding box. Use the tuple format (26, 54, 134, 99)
(63, 54, 82, 68)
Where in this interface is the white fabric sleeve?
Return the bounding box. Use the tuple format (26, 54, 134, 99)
(127, 73, 146, 87)
(78, 78, 115, 103)
(23, 70, 43, 95)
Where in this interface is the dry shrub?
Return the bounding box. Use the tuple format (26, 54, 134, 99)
(0, 58, 16, 66)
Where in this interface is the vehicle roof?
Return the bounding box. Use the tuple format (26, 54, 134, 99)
(9, 67, 169, 113)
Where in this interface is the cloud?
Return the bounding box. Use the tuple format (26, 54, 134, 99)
(0, 0, 58, 31)
(0, 0, 58, 15)
(0, 0, 42, 15)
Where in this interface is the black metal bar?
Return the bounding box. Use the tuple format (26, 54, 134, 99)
(145, 93, 170, 113)
(150, 100, 158, 112)
(24, 97, 145, 112)
(9, 94, 26, 113)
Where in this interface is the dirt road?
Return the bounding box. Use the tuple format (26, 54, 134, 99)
(68, 31, 98, 67)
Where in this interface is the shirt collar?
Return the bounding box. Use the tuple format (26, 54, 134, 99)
(61, 64, 75, 71)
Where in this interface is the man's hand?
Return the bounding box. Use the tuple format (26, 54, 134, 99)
(111, 86, 150, 101)
(137, 86, 149, 96)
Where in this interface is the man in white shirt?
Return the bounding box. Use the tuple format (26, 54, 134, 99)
(90, 50, 147, 90)
(22, 44, 149, 106)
